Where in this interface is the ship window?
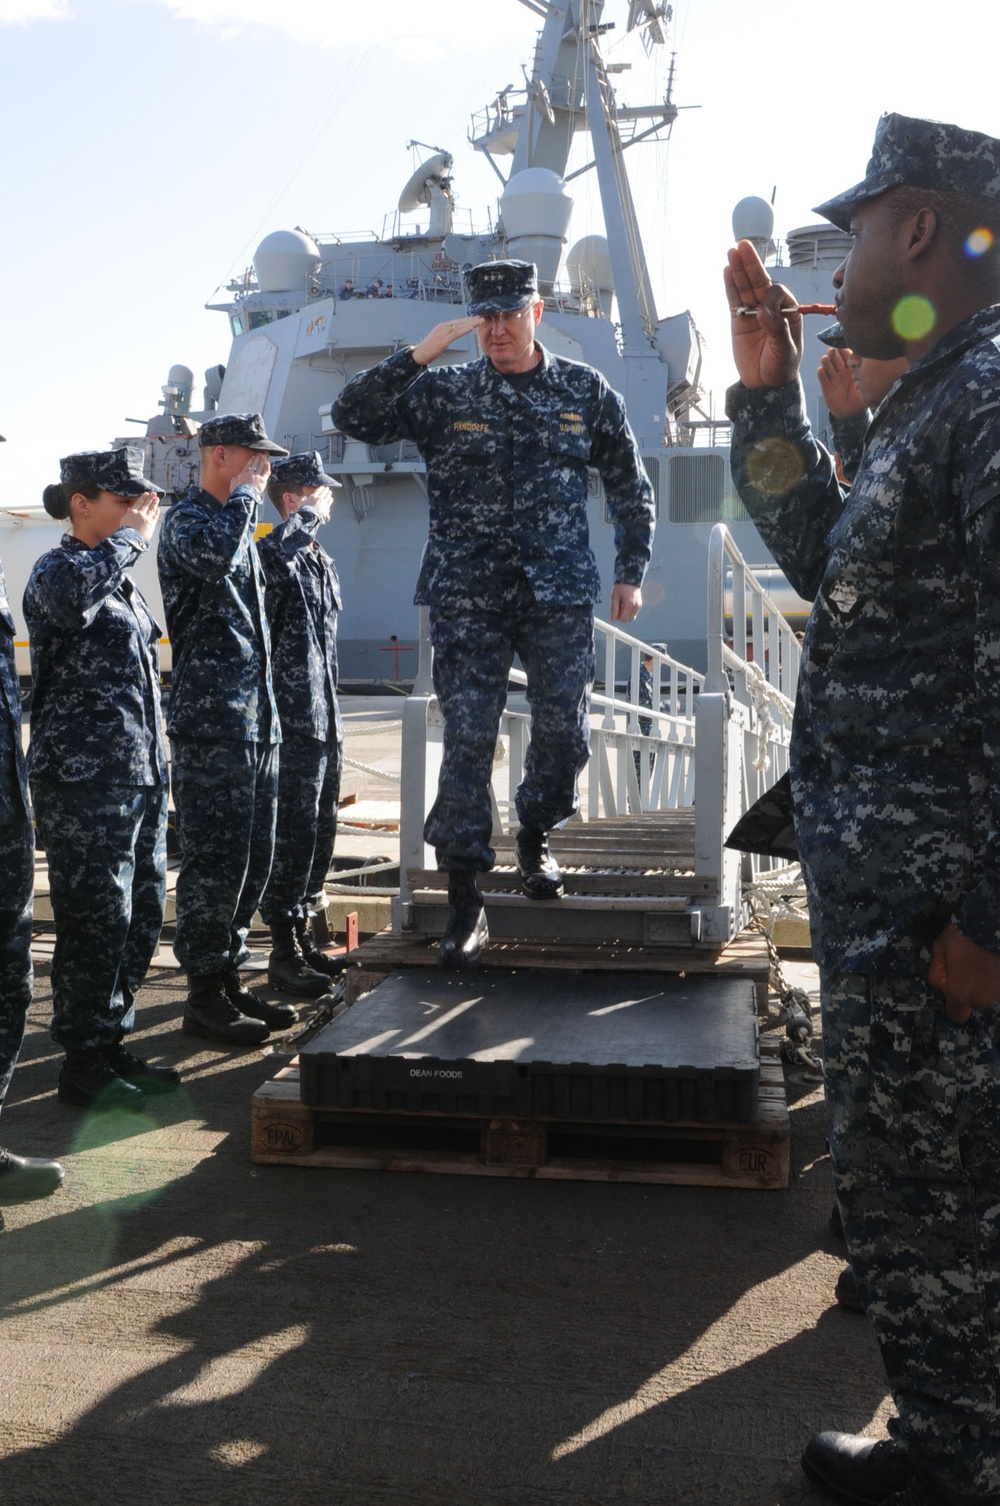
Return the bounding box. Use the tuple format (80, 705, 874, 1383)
(231, 314, 245, 337)
(665, 452, 751, 525)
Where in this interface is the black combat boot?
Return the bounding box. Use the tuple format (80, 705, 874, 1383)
(514, 825, 565, 899)
(267, 919, 329, 999)
(0, 1147, 65, 1204)
(293, 913, 349, 978)
(104, 1034, 181, 1094)
(58, 1049, 146, 1111)
(223, 964, 299, 1029)
(182, 972, 270, 1045)
(439, 870, 488, 970)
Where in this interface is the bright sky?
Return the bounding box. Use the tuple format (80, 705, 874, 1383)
(0, 0, 995, 508)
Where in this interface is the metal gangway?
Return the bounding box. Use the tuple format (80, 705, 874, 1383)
(397, 524, 799, 951)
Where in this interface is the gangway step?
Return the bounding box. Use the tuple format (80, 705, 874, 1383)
(408, 867, 714, 897)
(405, 890, 699, 946)
(340, 927, 772, 1011)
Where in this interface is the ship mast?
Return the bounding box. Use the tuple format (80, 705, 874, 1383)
(503, 0, 678, 353)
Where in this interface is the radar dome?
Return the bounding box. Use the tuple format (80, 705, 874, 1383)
(567, 236, 615, 316)
(253, 229, 321, 294)
(732, 197, 775, 251)
(499, 168, 573, 290)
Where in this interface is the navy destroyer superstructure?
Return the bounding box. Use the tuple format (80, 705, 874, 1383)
(99, 0, 840, 682)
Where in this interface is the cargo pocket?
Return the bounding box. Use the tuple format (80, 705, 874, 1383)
(867, 979, 963, 1181)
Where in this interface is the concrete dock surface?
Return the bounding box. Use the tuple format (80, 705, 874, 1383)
(1, 699, 894, 1506)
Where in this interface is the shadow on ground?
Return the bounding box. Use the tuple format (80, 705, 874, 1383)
(0, 962, 890, 1506)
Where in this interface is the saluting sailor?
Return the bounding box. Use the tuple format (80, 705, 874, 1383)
(258, 451, 347, 996)
(334, 259, 654, 967)
(157, 413, 295, 1045)
(25, 447, 178, 1111)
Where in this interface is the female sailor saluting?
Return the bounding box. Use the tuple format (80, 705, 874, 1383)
(24, 447, 180, 1111)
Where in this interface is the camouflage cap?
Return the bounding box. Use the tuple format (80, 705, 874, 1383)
(815, 112, 1000, 232)
(270, 450, 341, 489)
(197, 412, 289, 455)
(465, 259, 539, 316)
(817, 322, 848, 348)
(59, 446, 164, 498)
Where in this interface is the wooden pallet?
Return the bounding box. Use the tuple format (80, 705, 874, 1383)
(342, 926, 772, 1014)
(250, 1040, 788, 1188)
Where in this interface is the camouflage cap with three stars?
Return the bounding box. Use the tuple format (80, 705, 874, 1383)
(465, 259, 539, 316)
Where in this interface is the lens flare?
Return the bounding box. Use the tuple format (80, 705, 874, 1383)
(966, 227, 994, 258)
(892, 296, 936, 341)
(745, 438, 805, 497)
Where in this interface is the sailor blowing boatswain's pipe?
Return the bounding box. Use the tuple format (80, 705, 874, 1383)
(725, 111, 1000, 1506)
(332, 258, 654, 971)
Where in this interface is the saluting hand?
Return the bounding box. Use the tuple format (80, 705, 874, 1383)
(306, 486, 334, 524)
(233, 457, 270, 495)
(119, 490, 160, 544)
(412, 316, 484, 367)
(818, 348, 866, 420)
(725, 239, 803, 389)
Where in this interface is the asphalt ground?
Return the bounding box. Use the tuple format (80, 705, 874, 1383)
(0, 955, 894, 1506)
(2, 701, 893, 1505)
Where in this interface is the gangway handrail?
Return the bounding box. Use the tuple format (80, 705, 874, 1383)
(691, 523, 799, 946)
(706, 521, 800, 711)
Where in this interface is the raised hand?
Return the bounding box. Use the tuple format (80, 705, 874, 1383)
(412, 316, 484, 367)
(725, 239, 804, 389)
(119, 490, 160, 543)
(233, 456, 269, 495)
(818, 348, 865, 419)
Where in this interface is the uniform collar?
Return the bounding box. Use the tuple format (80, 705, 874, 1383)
(903, 304, 1000, 382)
(479, 340, 550, 377)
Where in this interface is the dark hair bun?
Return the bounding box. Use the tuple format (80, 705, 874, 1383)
(42, 482, 69, 520)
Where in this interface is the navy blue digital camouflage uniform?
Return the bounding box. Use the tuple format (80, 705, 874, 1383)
(157, 482, 280, 976)
(333, 343, 654, 869)
(829, 410, 870, 484)
(24, 530, 167, 1052)
(0, 556, 33, 1116)
(729, 301, 1000, 1499)
(258, 504, 344, 925)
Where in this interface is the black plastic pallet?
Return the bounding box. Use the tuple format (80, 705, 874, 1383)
(298, 969, 759, 1124)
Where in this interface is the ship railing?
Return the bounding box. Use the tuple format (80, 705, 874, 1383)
(397, 612, 703, 911)
(692, 522, 798, 945)
(281, 433, 424, 471)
